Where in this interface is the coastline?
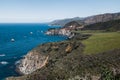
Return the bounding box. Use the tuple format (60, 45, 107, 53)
(10, 21, 91, 76)
(0, 23, 68, 80)
(6, 31, 120, 80)
(13, 31, 91, 76)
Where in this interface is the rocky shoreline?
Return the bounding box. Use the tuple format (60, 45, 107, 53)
(45, 21, 84, 38)
(17, 50, 49, 75)
(13, 22, 78, 76)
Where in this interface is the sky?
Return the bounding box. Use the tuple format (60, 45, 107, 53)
(0, 0, 120, 23)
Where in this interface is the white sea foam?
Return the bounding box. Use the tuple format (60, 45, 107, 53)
(0, 54, 6, 57)
(0, 61, 8, 65)
(15, 60, 20, 65)
(30, 32, 33, 34)
(11, 38, 15, 42)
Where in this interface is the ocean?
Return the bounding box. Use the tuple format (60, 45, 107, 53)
(0, 23, 66, 80)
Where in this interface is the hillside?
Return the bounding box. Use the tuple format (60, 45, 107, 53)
(49, 12, 120, 26)
(46, 12, 120, 36)
(73, 31, 120, 54)
(82, 12, 120, 25)
(7, 32, 120, 80)
(49, 17, 82, 26)
(83, 19, 120, 31)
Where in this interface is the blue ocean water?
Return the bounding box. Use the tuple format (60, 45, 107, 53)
(0, 23, 66, 80)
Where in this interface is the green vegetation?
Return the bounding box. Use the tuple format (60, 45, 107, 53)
(82, 32, 120, 54)
(100, 67, 114, 80)
(72, 30, 120, 54)
(83, 19, 120, 31)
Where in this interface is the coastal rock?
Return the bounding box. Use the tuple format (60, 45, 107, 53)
(18, 50, 49, 74)
(45, 28, 72, 36)
(45, 21, 83, 37)
(65, 44, 73, 53)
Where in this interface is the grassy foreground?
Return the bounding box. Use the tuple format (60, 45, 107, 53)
(80, 31, 120, 54)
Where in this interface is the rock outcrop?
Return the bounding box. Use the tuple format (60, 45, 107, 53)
(18, 50, 49, 74)
(45, 28, 72, 36)
(45, 21, 83, 37)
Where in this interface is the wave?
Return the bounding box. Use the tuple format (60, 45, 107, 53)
(0, 61, 8, 65)
(0, 54, 6, 57)
(15, 60, 20, 65)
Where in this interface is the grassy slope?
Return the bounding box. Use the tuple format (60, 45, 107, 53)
(82, 31, 120, 54)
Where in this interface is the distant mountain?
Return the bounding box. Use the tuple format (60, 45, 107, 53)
(49, 17, 83, 26)
(50, 12, 120, 26)
(82, 12, 120, 25)
(46, 12, 120, 36)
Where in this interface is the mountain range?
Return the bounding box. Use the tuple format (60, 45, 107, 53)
(50, 12, 120, 26)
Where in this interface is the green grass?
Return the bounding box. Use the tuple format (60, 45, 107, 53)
(80, 31, 120, 54)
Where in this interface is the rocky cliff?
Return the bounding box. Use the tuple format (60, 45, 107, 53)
(18, 50, 49, 74)
(45, 21, 83, 37)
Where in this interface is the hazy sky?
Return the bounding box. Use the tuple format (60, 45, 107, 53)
(0, 0, 120, 23)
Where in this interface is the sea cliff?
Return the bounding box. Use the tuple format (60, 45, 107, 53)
(18, 50, 49, 74)
(45, 21, 83, 38)
(6, 33, 120, 80)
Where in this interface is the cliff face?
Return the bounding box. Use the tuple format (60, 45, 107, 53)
(18, 50, 49, 74)
(45, 21, 83, 37)
(45, 28, 72, 36)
